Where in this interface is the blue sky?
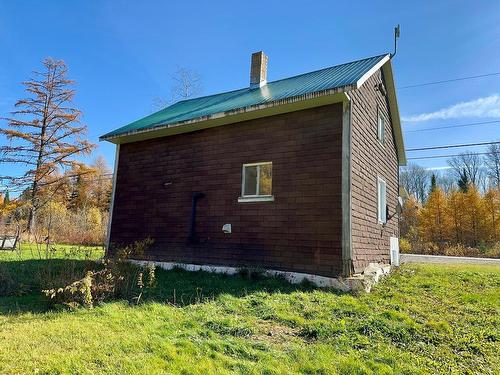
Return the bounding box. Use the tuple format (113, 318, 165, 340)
(1, 0, 499, 187)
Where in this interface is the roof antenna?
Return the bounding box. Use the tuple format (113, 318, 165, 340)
(391, 24, 400, 58)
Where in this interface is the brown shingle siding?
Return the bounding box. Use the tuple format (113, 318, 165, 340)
(349, 70, 399, 273)
(110, 104, 344, 277)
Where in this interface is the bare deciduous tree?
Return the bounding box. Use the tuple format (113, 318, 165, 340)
(436, 171, 456, 193)
(89, 155, 112, 211)
(0, 58, 95, 234)
(400, 163, 431, 203)
(171, 66, 202, 102)
(153, 66, 202, 110)
(448, 152, 484, 188)
(484, 143, 500, 187)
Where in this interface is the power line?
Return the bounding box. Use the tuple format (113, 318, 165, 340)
(407, 140, 500, 152)
(399, 72, 500, 89)
(404, 120, 500, 133)
(407, 152, 497, 161)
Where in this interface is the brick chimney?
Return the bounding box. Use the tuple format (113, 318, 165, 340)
(250, 51, 268, 88)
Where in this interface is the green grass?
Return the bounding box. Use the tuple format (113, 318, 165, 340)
(0, 243, 105, 262)
(0, 247, 499, 374)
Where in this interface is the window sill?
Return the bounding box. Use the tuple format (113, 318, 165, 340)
(238, 195, 274, 203)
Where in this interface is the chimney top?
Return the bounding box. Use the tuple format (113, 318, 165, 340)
(250, 51, 268, 88)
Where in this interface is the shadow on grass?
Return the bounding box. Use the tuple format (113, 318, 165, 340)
(0, 259, 324, 315)
(0, 258, 99, 315)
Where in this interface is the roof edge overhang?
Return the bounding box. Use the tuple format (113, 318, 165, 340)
(382, 59, 406, 166)
(101, 53, 406, 166)
(100, 90, 352, 145)
(376, 59, 406, 166)
(354, 54, 406, 166)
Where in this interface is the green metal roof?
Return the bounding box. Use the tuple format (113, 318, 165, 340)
(101, 54, 389, 140)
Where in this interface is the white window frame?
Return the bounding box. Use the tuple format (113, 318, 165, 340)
(377, 177, 387, 224)
(238, 162, 274, 203)
(377, 108, 385, 145)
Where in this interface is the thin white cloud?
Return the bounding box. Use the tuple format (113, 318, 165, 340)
(402, 94, 500, 122)
(425, 166, 452, 171)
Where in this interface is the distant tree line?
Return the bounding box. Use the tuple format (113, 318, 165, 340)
(401, 145, 500, 203)
(400, 146, 500, 257)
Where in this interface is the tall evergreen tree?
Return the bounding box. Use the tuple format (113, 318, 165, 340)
(430, 174, 437, 193)
(3, 190, 10, 205)
(458, 168, 470, 192)
(68, 172, 91, 212)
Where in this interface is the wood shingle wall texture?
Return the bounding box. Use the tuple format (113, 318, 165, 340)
(110, 104, 345, 277)
(349, 70, 400, 273)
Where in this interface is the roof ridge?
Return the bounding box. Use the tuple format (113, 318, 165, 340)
(163, 53, 389, 109)
(267, 53, 389, 85)
(101, 52, 393, 141)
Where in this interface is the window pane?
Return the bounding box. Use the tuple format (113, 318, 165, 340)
(259, 163, 272, 195)
(378, 181, 382, 221)
(243, 165, 257, 195)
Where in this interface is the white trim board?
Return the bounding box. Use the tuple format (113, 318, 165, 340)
(381, 60, 406, 165)
(355, 54, 391, 88)
(105, 144, 120, 254)
(341, 97, 352, 276)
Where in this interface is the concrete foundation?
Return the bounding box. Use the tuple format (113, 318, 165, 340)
(129, 260, 391, 293)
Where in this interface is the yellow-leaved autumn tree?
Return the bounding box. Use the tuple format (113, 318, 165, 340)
(483, 188, 500, 243)
(462, 185, 487, 246)
(447, 188, 466, 244)
(419, 187, 450, 247)
(400, 195, 420, 243)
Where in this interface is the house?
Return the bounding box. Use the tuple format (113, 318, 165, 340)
(100, 51, 406, 286)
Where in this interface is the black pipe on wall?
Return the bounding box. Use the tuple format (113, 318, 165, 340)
(188, 192, 205, 243)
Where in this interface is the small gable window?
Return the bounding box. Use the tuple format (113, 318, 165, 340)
(239, 162, 273, 202)
(377, 110, 385, 144)
(377, 177, 387, 224)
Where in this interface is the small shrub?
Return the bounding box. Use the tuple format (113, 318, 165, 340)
(113, 237, 154, 260)
(41, 239, 156, 308)
(484, 242, 500, 258)
(443, 244, 480, 257)
(43, 268, 118, 308)
(399, 238, 411, 253)
(402, 240, 499, 258)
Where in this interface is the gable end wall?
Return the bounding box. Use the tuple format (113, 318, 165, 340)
(349, 69, 399, 273)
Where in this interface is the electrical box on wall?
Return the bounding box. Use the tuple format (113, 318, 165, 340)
(390, 237, 400, 266)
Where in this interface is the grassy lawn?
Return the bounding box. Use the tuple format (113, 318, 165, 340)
(0, 248, 499, 374)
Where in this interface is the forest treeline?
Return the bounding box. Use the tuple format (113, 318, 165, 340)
(1, 58, 198, 246)
(1, 156, 112, 245)
(400, 147, 500, 258)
